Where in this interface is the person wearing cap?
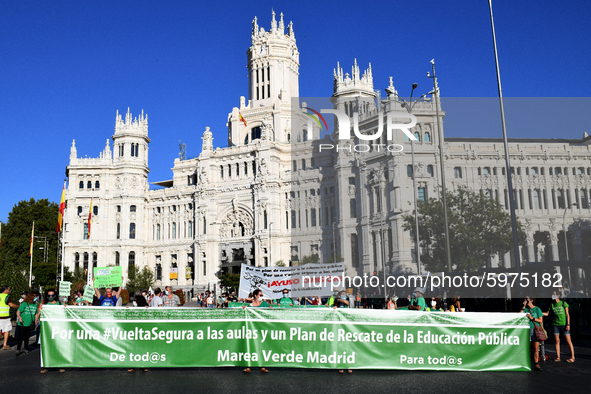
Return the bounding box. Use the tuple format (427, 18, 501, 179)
(408, 287, 426, 311)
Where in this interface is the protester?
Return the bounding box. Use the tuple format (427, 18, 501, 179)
(227, 291, 237, 303)
(1, 285, 20, 350)
(75, 290, 85, 305)
(39, 289, 66, 373)
(15, 292, 38, 356)
(206, 292, 215, 308)
(242, 289, 270, 373)
(356, 292, 361, 308)
(429, 298, 443, 312)
(135, 290, 149, 307)
(333, 290, 352, 373)
(279, 289, 294, 307)
(94, 287, 121, 307)
(162, 286, 181, 307)
(387, 296, 397, 310)
(408, 287, 426, 311)
(521, 296, 543, 371)
(544, 290, 575, 363)
(451, 294, 463, 312)
(149, 288, 163, 307)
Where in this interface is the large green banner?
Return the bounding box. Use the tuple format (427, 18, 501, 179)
(40, 306, 530, 371)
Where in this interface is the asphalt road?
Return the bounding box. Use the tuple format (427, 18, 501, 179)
(2, 334, 590, 394)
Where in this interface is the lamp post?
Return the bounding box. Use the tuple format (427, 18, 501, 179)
(488, 0, 521, 273)
(385, 83, 433, 276)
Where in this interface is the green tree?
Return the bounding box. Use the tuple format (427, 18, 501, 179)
(325, 253, 344, 265)
(126, 265, 155, 295)
(218, 273, 240, 292)
(300, 254, 320, 265)
(0, 198, 60, 289)
(402, 186, 526, 272)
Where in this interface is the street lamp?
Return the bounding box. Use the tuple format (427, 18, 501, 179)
(563, 202, 578, 262)
(385, 83, 433, 276)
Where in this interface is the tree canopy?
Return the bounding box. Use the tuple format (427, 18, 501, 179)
(0, 198, 62, 290)
(402, 186, 525, 272)
(126, 264, 155, 295)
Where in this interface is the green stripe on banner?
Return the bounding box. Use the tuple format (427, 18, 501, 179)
(40, 306, 530, 371)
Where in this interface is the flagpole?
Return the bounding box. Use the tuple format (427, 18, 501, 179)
(29, 221, 34, 288)
(61, 223, 65, 280)
(87, 190, 93, 284)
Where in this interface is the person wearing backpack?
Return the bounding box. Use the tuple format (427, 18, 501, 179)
(544, 290, 575, 363)
(521, 296, 543, 370)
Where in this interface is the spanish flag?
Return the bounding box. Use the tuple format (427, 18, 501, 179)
(56, 181, 66, 233)
(239, 112, 247, 127)
(88, 197, 93, 238)
(29, 222, 34, 256)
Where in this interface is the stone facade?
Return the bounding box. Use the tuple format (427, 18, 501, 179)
(62, 12, 591, 293)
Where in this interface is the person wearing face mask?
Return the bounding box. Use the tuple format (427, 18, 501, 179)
(279, 289, 294, 307)
(408, 288, 426, 311)
(38, 289, 66, 373)
(543, 290, 575, 363)
(521, 296, 543, 370)
(16, 292, 38, 356)
(242, 289, 270, 373)
(387, 296, 398, 310)
(94, 287, 121, 307)
(429, 298, 443, 312)
(162, 286, 181, 307)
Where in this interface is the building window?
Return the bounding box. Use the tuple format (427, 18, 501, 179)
(493, 167, 498, 176)
(580, 189, 589, 209)
(310, 208, 316, 227)
(351, 234, 359, 268)
(414, 131, 421, 141)
(115, 252, 120, 266)
(483, 167, 490, 175)
(93, 206, 98, 215)
(424, 132, 431, 142)
(77, 206, 82, 215)
(228, 164, 232, 177)
(454, 167, 462, 179)
(554, 167, 562, 176)
(293, 160, 297, 172)
(418, 187, 426, 201)
(79, 181, 84, 189)
(156, 263, 162, 281)
(84, 223, 89, 240)
(291, 210, 296, 229)
(87, 181, 92, 189)
(533, 189, 541, 209)
(478, 167, 482, 176)
(350, 199, 357, 218)
(557, 189, 565, 209)
(407, 165, 413, 178)
(116, 223, 120, 239)
(156, 224, 160, 240)
(83, 252, 89, 270)
(128, 251, 135, 268)
(92, 252, 98, 268)
(427, 165, 434, 177)
(130, 205, 136, 212)
(75, 253, 80, 270)
(531, 167, 538, 175)
(95, 180, 100, 189)
(301, 159, 306, 170)
(172, 222, 177, 239)
(263, 211, 268, 229)
(129, 223, 136, 239)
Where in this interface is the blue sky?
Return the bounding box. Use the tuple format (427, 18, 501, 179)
(1, 1, 590, 223)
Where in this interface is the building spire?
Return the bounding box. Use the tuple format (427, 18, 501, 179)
(271, 9, 277, 31)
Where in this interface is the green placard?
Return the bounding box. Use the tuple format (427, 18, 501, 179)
(93, 266, 123, 288)
(58, 281, 71, 297)
(82, 285, 95, 302)
(40, 307, 530, 371)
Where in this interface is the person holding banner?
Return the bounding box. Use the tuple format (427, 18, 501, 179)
(408, 287, 426, 311)
(94, 287, 121, 307)
(38, 289, 66, 373)
(242, 289, 270, 373)
(521, 296, 543, 371)
(333, 291, 353, 373)
(279, 289, 294, 307)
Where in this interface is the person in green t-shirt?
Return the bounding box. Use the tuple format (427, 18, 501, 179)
(242, 289, 270, 373)
(521, 296, 543, 370)
(543, 291, 575, 363)
(279, 289, 294, 307)
(16, 292, 38, 356)
(408, 287, 426, 311)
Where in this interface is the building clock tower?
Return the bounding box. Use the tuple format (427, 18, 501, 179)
(248, 10, 299, 106)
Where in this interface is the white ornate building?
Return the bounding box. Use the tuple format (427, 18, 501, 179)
(62, 11, 591, 293)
